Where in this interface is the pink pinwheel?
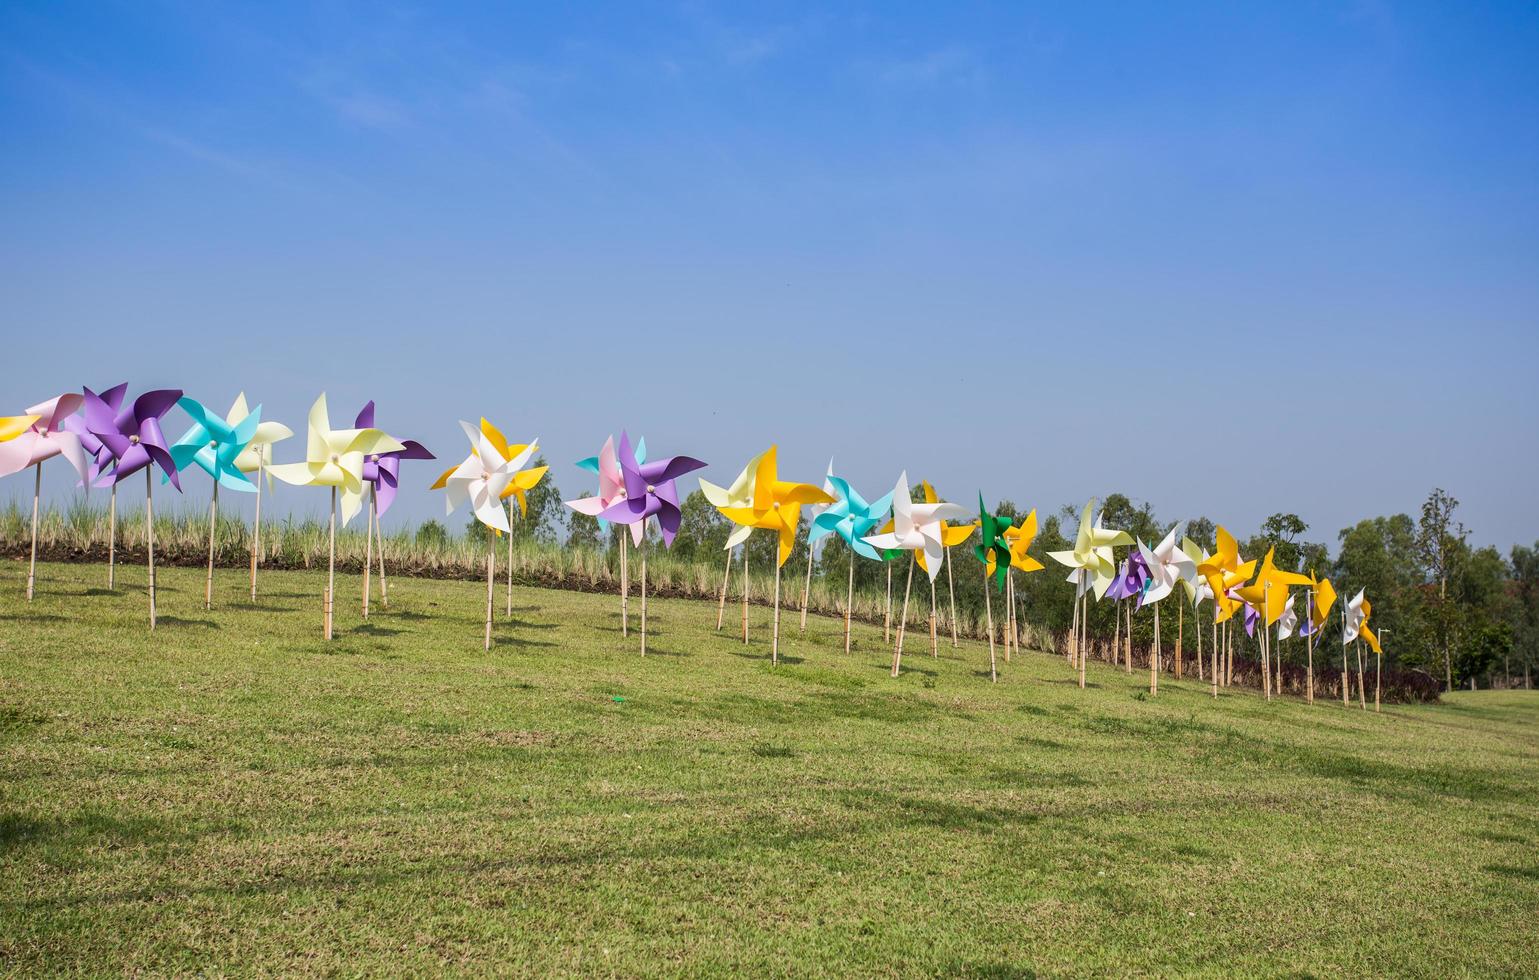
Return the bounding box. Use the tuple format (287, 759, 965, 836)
(565, 434, 636, 635)
(350, 400, 434, 617)
(0, 392, 89, 601)
(83, 387, 186, 629)
(591, 431, 706, 655)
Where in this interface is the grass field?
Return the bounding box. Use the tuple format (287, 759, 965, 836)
(2, 560, 1537, 976)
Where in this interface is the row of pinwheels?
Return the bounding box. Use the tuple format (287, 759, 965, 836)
(6, 393, 1388, 698)
(1, 389, 431, 634)
(1044, 498, 1383, 704)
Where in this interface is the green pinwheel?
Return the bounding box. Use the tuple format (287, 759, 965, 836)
(169, 395, 261, 610)
(972, 493, 1014, 683)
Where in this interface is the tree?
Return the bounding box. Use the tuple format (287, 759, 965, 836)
(1259, 513, 1308, 572)
(566, 492, 602, 550)
(1417, 489, 1467, 691)
(1510, 542, 1539, 688)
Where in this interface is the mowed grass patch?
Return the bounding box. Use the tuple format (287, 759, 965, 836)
(1, 561, 1537, 976)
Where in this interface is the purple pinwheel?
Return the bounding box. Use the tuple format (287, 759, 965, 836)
(1105, 550, 1152, 603)
(596, 431, 706, 548)
(592, 431, 706, 656)
(62, 383, 129, 587)
(83, 387, 185, 629)
(352, 400, 435, 617)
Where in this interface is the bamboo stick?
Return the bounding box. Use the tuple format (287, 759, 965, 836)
(741, 544, 749, 644)
(146, 467, 156, 630)
(1151, 603, 1160, 697)
(621, 529, 629, 637)
(641, 533, 649, 657)
(26, 462, 40, 601)
(363, 486, 374, 617)
(891, 555, 913, 677)
(945, 546, 959, 648)
(716, 545, 731, 630)
(928, 576, 937, 658)
(325, 486, 336, 640)
(800, 543, 813, 633)
(205, 480, 218, 610)
(771, 553, 781, 665)
(984, 562, 997, 684)
(374, 501, 388, 607)
(249, 464, 262, 600)
(107, 483, 117, 589)
(844, 554, 854, 654)
(484, 539, 493, 651)
(506, 502, 515, 617)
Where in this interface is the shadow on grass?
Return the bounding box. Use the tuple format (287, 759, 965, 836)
(156, 617, 220, 630)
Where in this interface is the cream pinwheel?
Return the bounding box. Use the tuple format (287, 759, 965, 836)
(267, 394, 403, 640)
(436, 420, 537, 650)
(712, 446, 834, 664)
(699, 447, 769, 641)
(862, 472, 970, 677)
(1048, 499, 1134, 688)
(225, 392, 293, 601)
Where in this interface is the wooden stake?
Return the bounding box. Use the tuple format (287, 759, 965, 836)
(620, 529, 629, 637)
(983, 563, 997, 684)
(945, 546, 959, 648)
(844, 554, 854, 654)
(641, 532, 649, 657)
(1211, 617, 1219, 698)
(884, 562, 892, 644)
(1356, 640, 1367, 709)
(323, 585, 330, 638)
(716, 545, 732, 630)
(205, 480, 218, 610)
(1079, 574, 1089, 689)
(484, 538, 493, 651)
(800, 543, 813, 633)
(928, 575, 937, 658)
(374, 502, 389, 607)
(741, 544, 749, 644)
(325, 486, 336, 640)
(1342, 635, 1350, 707)
(1305, 588, 1314, 704)
(771, 553, 781, 665)
(1151, 603, 1160, 697)
(107, 483, 116, 589)
(891, 555, 913, 677)
(1004, 570, 1014, 663)
(506, 502, 515, 617)
(1262, 584, 1271, 701)
(363, 486, 374, 618)
(1124, 603, 1133, 674)
(146, 467, 156, 630)
(26, 462, 40, 601)
(1175, 601, 1184, 679)
(249, 463, 262, 601)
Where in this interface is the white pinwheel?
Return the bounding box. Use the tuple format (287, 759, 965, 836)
(862, 471, 969, 583)
(1137, 522, 1196, 606)
(862, 471, 969, 677)
(1277, 594, 1299, 641)
(442, 421, 536, 535)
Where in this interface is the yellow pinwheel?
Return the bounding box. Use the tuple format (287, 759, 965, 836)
(1196, 526, 1256, 624)
(267, 394, 403, 639)
(1235, 547, 1312, 627)
(713, 445, 834, 664)
(1048, 499, 1133, 599)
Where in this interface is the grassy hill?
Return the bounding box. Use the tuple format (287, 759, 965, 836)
(2, 561, 1536, 976)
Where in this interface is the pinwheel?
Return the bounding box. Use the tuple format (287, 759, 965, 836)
(350, 402, 435, 618)
(699, 448, 769, 642)
(999, 509, 1044, 666)
(474, 419, 547, 618)
(81, 388, 184, 627)
(1180, 537, 1220, 696)
(863, 472, 969, 677)
(808, 469, 894, 653)
(436, 420, 534, 649)
(712, 446, 834, 664)
(917, 480, 976, 649)
(1299, 572, 1337, 704)
(268, 394, 403, 640)
(799, 460, 838, 633)
(168, 395, 260, 610)
(1048, 499, 1133, 688)
(1136, 522, 1196, 695)
(594, 431, 706, 656)
(1276, 594, 1299, 642)
(1342, 588, 1370, 709)
(568, 435, 642, 635)
(973, 495, 1015, 682)
(61, 385, 126, 587)
(226, 393, 293, 600)
(1196, 527, 1257, 690)
(0, 394, 89, 601)
(1235, 548, 1312, 701)
(1362, 598, 1385, 711)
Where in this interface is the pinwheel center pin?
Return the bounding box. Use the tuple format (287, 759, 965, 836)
(369, 454, 379, 463)
(646, 484, 656, 494)
(129, 434, 140, 444)
(330, 453, 340, 463)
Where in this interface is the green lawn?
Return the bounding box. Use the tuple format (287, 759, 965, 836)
(2, 561, 1537, 976)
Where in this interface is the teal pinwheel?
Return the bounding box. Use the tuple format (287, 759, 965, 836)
(809, 472, 895, 652)
(169, 395, 261, 609)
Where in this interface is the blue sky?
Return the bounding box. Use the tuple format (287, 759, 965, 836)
(2, 1, 1537, 547)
